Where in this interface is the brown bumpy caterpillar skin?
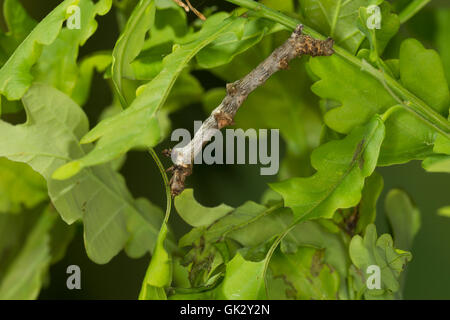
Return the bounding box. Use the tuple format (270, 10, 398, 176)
(167, 24, 334, 197)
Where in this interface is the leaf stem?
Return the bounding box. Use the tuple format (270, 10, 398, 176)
(149, 148, 172, 224)
(224, 0, 450, 139)
(263, 223, 295, 299)
(399, 0, 431, 24)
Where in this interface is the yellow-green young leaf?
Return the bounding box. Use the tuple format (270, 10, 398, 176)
(131, 3, 189, 80)
(54, 14, 241, 178)
(178, 200, 291, 249)
(125, 198, 165, 258)
(270, 116, 385, 222)
(385, 189, 421, 251)
(357, 3, 399, 59)
(0, 206, 56, 299)
(355, 171, 384, 233)
(0, 158, 47, 214)
(268, 247, 340, 300)
(112, 0, 156, 106)
(400, 39, 450, 114)
(0, 0, 111, 100)
(438, 206, 450, 218)
(260, 0, 294, 12)
(175, 189, 234, 227)
(139, 223, 171, 300)
(33, 0, 112, 99)
(71, 52, 112, 106)
(310, 39, 450, 165)
(423, 111, 450, 173)
(3, 0, 37, 44)
(422, 154, 450, 173)
(0, 0, 36, 73)
(297, 0, 368, 54)
(393, 36, 450, 161)
(216, 252, 267, 300)
(436, 9, 450, 82)
(0, 84, 163, 264)
(196, 15, 283, 69)
(281, 220, 350, 299)
(349, 224, 412, 300)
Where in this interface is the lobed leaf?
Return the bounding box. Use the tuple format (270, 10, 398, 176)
(385, 189, 421, 251)
(216, 252, 267, 300)
(55, 14, 242, 178)
(0, 0, 112, 101)
(0, 206, 55, 299)
(269, 247, 340, 299)
(0, 158, 47, 214)
(297, 0, 368, 54)
(175, 189, 234, 227)
(112, 0, 156, 106)
(349, 224, 412, 299)
(270, 116, 385, 222)
(0, 84, 163, 264)
(310, 38, 450, 165)
(33, 0, 112, 102)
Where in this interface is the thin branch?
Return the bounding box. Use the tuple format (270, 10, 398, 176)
(185, 0, 206, 20)
(166, 25, 334, 196)
(173, 0, 206, 20)
(173, 0, 189, 12)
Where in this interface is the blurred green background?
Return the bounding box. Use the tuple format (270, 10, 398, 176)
(0, 0, 448, 299)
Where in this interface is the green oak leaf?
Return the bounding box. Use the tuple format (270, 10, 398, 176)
(0, 158, 47, 214)
(0, 204, 75, 299)
(438, 206, 450, 218)
(355, 171, 383, 233)
(131, 3, 189, 80)
(280, 221, 350, 299)
(54, 14, 241, 178)
(0, 84, 163, 264)
(435, 9, 450, 85)
(0, 206, 55, 299)
(196, 15, 283, 69)
(261, 0, 294, 12)
(0, 0, 37, 70)
(0, 0, 111, 101)
(2, 0, 37, 46)
(70, 52, 113, 106)
(216, 252, 267, 300)
(112, 0, 156, 106)
(139, 223, 171, 300)
(270, 116, 385, 222)
(423, 109, 450, 173)
(422, 154, 450, 173)
(33, 0, 112, 100)
(357, 2, 400, 60)
(175, 189, 234, 227)
(178, 200, 292, 249)
(349, 224, 412, 299)
(310, 38, 450, 165)
(269, 247, 340, 300)
(169, 251, 269, 300)
(385, 189, 421, 252)
(297, 0, 369, 54)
